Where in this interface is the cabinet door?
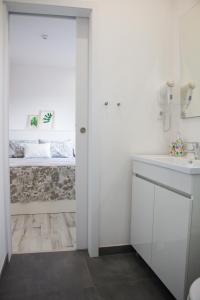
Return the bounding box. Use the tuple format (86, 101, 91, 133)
(152, 186, 192, 300)
(131, 175, 155, 266)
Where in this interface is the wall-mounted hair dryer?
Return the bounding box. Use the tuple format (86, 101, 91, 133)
(159, 81, 175, 132)
(181, 82, 196, 117)
(166, 81, 175, 102)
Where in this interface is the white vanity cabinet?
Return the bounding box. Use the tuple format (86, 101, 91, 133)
(131, 156, 200, 300)
(152, 186, 191, 300)
(131, 175, 155, 266)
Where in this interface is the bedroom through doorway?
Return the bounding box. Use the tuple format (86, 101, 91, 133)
(9, 13, 78, 254)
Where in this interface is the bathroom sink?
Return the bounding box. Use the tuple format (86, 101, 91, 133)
(132, 154, 200, 174)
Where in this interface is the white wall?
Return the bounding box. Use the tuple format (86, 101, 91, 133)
(9, 64, 75, 140)
(97, 0, 175, 247)
(2, 0, 176, 252)
(0, 0, 8, 273)
(177, 0, 199, 15)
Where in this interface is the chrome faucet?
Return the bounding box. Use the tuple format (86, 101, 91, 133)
(184, 142, 200, 160)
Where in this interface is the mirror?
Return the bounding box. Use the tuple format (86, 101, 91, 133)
(180, 2, 200, 118)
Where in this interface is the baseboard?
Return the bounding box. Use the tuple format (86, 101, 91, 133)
(0, 255, 8, 280)
(11, 199, 76, 215)
(99, 245, 135, 256)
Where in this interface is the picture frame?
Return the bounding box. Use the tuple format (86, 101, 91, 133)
(27, 115, 39, 129)
(39, 110, 55, 129)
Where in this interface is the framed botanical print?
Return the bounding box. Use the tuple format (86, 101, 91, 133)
(39, 111, 55, 129)
(27, 115, 39, 129)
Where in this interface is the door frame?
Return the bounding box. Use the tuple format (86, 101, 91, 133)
(2, 0, 100, 258)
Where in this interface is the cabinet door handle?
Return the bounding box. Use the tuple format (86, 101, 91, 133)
(135, 174, 191, 199)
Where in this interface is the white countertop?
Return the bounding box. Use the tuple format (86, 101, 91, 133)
(132, 154, 200, 174)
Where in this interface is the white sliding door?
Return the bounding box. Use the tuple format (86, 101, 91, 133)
(76, 17, 89, 250)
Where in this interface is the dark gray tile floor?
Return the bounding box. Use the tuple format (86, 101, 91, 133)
(0, 251, 175, 300)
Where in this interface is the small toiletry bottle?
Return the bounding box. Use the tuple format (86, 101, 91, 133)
(169, 143, 175, 156)
(175, 133, 184, 157)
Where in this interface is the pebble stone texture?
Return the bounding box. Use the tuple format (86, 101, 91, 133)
(10, 165, 75, 203)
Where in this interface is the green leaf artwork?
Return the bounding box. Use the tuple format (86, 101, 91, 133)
(30, 116, 38, 127)
(43, 112, 53, 124)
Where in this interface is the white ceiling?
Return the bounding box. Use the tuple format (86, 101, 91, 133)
(9, 14, 76, 68)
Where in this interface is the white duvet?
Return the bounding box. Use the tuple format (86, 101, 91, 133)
(9, 157, 75, 167)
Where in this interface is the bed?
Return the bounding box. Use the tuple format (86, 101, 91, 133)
(10, 157, 75, 204)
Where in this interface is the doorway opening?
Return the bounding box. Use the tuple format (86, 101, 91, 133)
(8, 13, 87, 254)
(3, 1, 99, 258)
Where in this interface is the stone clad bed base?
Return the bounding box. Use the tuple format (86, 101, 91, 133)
(10, 164, 76, 215)
(10, 165, 75, 204)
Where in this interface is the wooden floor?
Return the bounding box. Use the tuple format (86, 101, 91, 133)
(11, 213, 76, 254)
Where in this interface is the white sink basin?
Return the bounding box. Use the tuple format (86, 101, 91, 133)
(132, 154, 200, 174)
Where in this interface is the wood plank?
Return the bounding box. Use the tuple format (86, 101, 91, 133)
(11, 213, 76, 254)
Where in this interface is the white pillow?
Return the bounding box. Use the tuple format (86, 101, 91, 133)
(24, 143, 51, 158)
(39, 139, 74, 158)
